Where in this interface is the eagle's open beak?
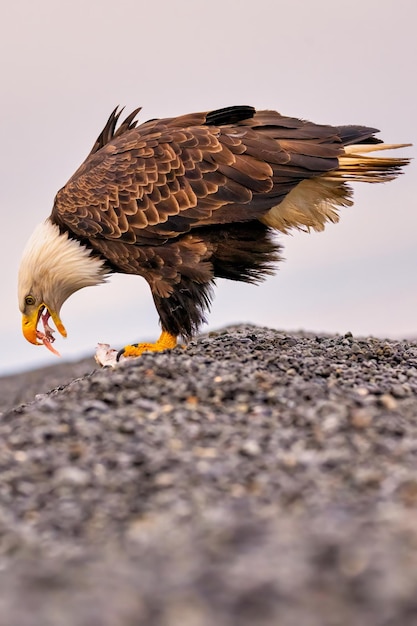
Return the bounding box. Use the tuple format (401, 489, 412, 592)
(22, 305, 67, 347)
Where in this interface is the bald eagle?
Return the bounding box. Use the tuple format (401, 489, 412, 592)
(18, 105, 409, 359)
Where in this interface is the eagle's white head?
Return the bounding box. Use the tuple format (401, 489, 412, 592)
(18, 219, 109, 354)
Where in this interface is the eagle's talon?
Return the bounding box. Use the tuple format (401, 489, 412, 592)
(116, 347, 126, 362)
(117, 332, 178, 361)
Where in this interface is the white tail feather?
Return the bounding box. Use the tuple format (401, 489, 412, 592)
(261, 142, 410, 233)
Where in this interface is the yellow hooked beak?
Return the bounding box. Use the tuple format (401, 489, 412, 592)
(22, 304, 67, 346)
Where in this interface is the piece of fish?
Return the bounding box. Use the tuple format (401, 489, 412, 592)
(36, 310, 61, 356)
(95, 343, 119, 368)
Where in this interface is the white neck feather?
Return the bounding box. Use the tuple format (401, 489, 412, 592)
(18, 219, 109, 311)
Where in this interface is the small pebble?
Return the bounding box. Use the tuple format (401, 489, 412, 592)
(54, 466, 90, 487)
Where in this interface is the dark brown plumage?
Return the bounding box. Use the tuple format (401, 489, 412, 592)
(15, 103, 407, 358)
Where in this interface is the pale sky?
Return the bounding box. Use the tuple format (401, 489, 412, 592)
(1, 0, 416, 375)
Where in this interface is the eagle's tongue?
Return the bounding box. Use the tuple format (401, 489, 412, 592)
(41, 310, 55, 339)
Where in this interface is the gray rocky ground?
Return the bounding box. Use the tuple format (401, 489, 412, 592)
(1, 325, 417, 625)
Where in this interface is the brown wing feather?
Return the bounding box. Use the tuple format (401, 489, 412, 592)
(51, 107, 348, 252)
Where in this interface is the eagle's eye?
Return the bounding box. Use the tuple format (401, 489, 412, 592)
(24, 295, 36, 306)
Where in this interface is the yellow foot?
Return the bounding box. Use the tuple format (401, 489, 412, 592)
(117, 331, 177, 361)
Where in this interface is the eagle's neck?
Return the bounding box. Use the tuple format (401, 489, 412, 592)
(19, 219, 109, 306)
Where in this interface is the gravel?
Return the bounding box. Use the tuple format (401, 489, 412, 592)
(1, 325, 417, 625)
